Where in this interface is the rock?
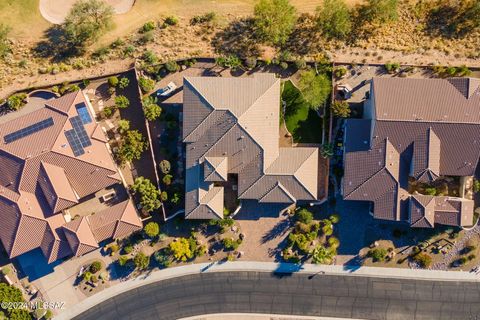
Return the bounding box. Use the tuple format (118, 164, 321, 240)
(231, 225, 238, 232)
(238, 251, 244, 258)
(239, 233, 245, 240)
(181, 65, 187, 71)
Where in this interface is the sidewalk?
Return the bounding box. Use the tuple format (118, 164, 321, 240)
(55, 261, 480, 320)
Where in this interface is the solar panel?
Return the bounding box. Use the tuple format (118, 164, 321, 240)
(75, 103, 92, 124)
(70, 116, 92, 148)
(65, 129, 85, 156)
(4, 117, 55, 144)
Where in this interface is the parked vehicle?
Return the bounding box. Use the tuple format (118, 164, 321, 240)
(156, 82, 177, 97)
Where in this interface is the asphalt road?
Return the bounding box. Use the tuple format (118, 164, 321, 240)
(74, 271, 480, 320)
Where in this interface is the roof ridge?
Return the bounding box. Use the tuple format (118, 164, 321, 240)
(184, 109, 218, 142)
(344, 166, 385, 198)
(238, 77, 280, 119)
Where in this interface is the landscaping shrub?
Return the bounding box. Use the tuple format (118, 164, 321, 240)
(331, 100, 351, 118)
(294, 58, 307, 70)
(190, 12, 216, 25)
(312, 245, 335, 264)
(164, 15, 179, 26)
(144, 222, 160, 238)
(160, 191, 168, 202)
(90, 261, 102, 273)
(138, 77, 155, 93)
(142, 50, 158, 65)
(245, 57, 257, 69)
(334, 66, 347, 78)
(115, 95, 130, 109)
(368, 248, 388, 262)
(169, 238, 194, 261)
(108, 76, 119, 87)
(215, 55, 243, 70)
(118, 77, 130, 90)
(6, 93, 27, 111)
(159, 160, 171, 174)
(328, 236, 340, 249)
(296, 208, 313, 224)
(131, 177, 161, 212)
(154, 250, 172, 267)
(143, 96, 162, 121)
(141, 21, 156, 33)
(321, 219, 333, 236)
(384, 62, 400, 74)
(329, 214, 340, 224)
(162, 174, 173, 186)
(223, 238, 241, 250)
(413, 253, 432, 268)
(165, 61, 179, 72)
(133, 252, 150, 270)
(124, 244, 133, 254)
(109, 243, 119, 255)
(118, 255, 129, 266)
(83, 271, 92, 282)
(392, 229, 402, 238)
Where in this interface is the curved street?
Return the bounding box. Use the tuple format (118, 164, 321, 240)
(73, 270, 480, 320)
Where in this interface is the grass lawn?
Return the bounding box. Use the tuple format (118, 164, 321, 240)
(282, 80, 322, 144)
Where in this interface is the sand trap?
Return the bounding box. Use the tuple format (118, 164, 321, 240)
(39, 0, 135, 24)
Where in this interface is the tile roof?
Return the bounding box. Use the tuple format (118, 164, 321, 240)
(183, 74, 320, 219)
(344, 77, 479, 227)
(0, 92, 142, 262)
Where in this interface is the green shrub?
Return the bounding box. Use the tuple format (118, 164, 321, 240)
(90, 261, 102, 273)
(159, 160, 171, 174)
(384, 62, 400, 73)
(118, 255, 129, 266)
(294, 58, 307, 70)
(6, 93, 27, 111)
(162, 174, 173, 186)
(118, 77, 130, 90)
(296, 208, 313, 224)
(169, 238, 194, 261)
(424, 187, 437, 196)
(133, 252, 150, 270)
(115, 95, 130, 109)
(190, 12, 216, 25)
(83, 271, 92, 282)
(245, 57, 257, 69)
(165, 60, 179, 72)
(368, 248, 388, 262)
(109, 243, 119, 255)
(160, 191, 168, 201)
(331, 100, 351, 118)
(223, 238, 241, 250)
(138, 77, 155, 93)
(139, 31, 154, 44)
(142, 21, 156, 33)
(327, 236, 340, 249)
(329, 213, 340, 224)
(144, 222, 160, 238)
(108, 76, 119, 87)
(142, 50, 159, 65)
(412, 253, 432, 268)
(164, 15, 179, 26)
(124, 244, 133, 254)
(216, 55, 243, 70)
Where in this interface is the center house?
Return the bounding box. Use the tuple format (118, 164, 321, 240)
(183, 74, 322, 219)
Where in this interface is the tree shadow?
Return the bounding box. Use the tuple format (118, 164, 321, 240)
(424, 3, 461, 39)
(33, 25, 83, 61)
(211, 17, 261, 58)
(261, 218, 292, 244)
(285, 13, 323, 56)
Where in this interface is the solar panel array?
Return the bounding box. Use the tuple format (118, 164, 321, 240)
(75, 103, 92, 124)
(65, 116, 92, 157)
(4, 117, 54, 144)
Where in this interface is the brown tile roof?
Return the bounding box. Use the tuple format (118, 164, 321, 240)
(183, 74, 320, 219)
(344, 78, 479, 227)
(0, 92, 142, 262)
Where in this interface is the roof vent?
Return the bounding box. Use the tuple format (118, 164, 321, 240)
(240, 135, 245, 139)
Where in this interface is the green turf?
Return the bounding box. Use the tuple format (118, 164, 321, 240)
(281, 80, 322, 143)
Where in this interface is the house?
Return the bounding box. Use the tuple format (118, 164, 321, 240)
(182, 74, 322, 219)
(0, 91, 142, 264)
(343, 77, 480, 227)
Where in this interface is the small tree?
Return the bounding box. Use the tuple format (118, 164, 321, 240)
(138, 77, 155, 93)
(296, 208, 313, 224)
(118, 130, 148, 164)
(298, 70, 332, 110)
(83, 271, 92, 282)
(132, 177, 161, 212)
(117, 119, 130, 134)
(331, 100, 351, 118)
(62, 0, 114, 52)
(368, 248, 388, 262)
(115, 95, 130, 109)
(254, 0, 297, 46)
(143, 102, 162, 121)
(169, 238, 193, 261)
(159, 160, 171, 174)
(90, 261, 102, 273)
(118, 77, 130, 90)
(316, 0, 352, 39)
(144, 222, 160, 238)
(133, 252, 150, 270)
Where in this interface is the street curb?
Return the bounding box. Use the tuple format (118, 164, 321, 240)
(54, 261, 480, 320)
